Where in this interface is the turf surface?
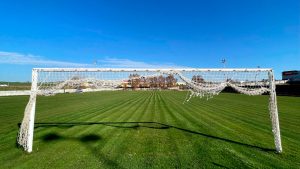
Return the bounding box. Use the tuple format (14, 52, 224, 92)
(0, 91, 299, 168)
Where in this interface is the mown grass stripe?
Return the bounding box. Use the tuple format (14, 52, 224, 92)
(0, 91, 299, 168)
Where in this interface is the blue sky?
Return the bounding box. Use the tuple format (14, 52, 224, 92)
(0, 0, 299, 81)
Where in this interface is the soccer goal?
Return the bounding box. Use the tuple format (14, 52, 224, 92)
(17, 68, 282, 153)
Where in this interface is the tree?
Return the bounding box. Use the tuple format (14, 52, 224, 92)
(166, 75, 177, 87)
(192, 75, 204, 83)
(157, 75, 166, 88)
(129, 74, 141, 89)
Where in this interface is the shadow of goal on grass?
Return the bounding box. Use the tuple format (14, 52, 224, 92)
(42, 133, 101, 143)
(30, 121, 275, 152)
(40, 132, 124, 169)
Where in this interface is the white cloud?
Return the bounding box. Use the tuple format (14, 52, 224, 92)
(0, 51, 90, 67)
(0, 51, 188, 69)
(96, 57, 189, 69)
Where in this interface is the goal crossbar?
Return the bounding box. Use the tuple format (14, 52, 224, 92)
(34, 68, 272, 72)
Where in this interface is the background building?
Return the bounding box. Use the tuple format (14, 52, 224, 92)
(282, 70, 300, 82)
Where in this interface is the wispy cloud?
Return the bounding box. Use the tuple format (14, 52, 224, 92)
(0, 51, 90, 67)
(0, 51, 188, 69)
(96, 57, 189, 68)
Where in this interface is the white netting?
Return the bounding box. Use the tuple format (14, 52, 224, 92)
(33, 69, 270, 98)
(17, 94, 36, 151)
(172, 70, 269, 101)
(17, 68, 282, 153)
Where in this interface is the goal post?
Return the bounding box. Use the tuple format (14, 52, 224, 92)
(268, 70, 282, 153)
(17, 68, 282, 153)
(17, 69, 38, 152)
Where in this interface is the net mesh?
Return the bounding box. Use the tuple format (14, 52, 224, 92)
(35, 69, 270, 98)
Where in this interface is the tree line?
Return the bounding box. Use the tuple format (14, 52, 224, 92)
(126, 74, 205, 89)
(126, 74, 177, 89)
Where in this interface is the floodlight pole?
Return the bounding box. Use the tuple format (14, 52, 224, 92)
(268, 70, 282, 153)
(221, 59, 226, 68)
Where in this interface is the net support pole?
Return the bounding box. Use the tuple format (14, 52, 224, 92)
(268, 70, 282, 153)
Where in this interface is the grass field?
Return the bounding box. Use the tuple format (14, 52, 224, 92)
(0, 91, 299, 168)
(0, 82, 31, 91)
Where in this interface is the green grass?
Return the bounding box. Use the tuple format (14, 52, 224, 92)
(0, 91, 299, 168)
(0, 82, 31, 91)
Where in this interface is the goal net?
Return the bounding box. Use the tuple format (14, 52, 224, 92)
(17, 68, 282, 153)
